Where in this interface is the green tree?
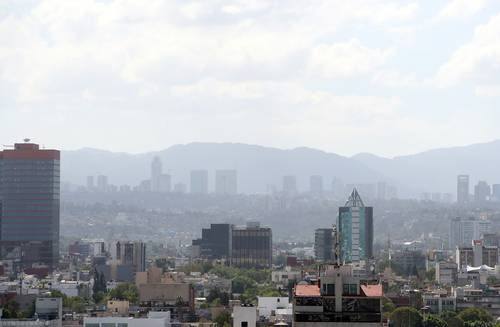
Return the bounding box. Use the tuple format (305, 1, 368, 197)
(458, 308, 493, 323)
(93, 269, 107, 303)
(108, 283, 139, 304)
(424, 315, 448, 327)
(214, 311, 232, 327)
(441, 311, 464, 327)
(426, 268, 436, 282)
(2, 300, 22, 318)
(390, 307, 423, 327)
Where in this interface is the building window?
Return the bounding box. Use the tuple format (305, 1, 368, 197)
(118, 324, 128, 327)
(241, 322, 248, 327)
(102, 323, 116, 327)
(85, 324, 99, 327)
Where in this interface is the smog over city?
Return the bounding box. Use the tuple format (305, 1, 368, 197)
(2, 1, 500, 326)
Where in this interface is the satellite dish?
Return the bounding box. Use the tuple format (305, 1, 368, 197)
(24, 138, 31, 143)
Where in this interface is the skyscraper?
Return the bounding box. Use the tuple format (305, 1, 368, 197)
(338, 189, 373, 263)
(0, 141, 60, 271)
(474, 181, 491, 203)
(310, 175, 323, 195)
(449, 217, 491, 249)
(231, 222, 272, 269)
(457, 175, 469, 204)
(190, 170, 208, 194)
(283, 175, 297, 195)
(97, 175, 108, 192)
(150, 156, 162, 192)
(314, 228, 333, 262)
(215, 170, 237, 195)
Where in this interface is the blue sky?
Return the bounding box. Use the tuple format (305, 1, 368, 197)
(1, 0, 500, 157)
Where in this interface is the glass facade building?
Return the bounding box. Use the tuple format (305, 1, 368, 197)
(338, 189, 373, 263)
(0, 142, 60, 271)
(230, 222, 272, 269)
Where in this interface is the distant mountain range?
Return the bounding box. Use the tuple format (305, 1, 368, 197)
(61, 140, 500, 197)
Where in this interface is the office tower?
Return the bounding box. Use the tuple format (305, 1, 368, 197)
(86, 176, 94, 189)
(97, 175, 108, 192)
(314, 228, 333, 262)
(457, 175, 469, 204)
(282, 175, 297, 195)
(338, 189, 373, 263)
(449, 217, 491, 249)
(0, 141, 60, 270)
(190, 170, 208, 194)
(231, 222, 272, 269)
(159, 174, 171, 193)
(331, 177, 344, 198)
(193, 223, 232, 260)
(492, 184, 500, 201)
(151, 156, 162, 192)
(310, 175, 323, 195)
(215, 169, 237, 195)
(111, 241, 146, 272)
(474, 181, 491, 202)
(377, 181, 386, 200)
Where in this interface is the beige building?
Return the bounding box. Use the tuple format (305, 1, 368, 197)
(107, 300, 129, 316)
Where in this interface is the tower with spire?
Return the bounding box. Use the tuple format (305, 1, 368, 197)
(337, 188, 374, 263)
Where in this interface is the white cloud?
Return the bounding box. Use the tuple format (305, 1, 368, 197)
(435, 13, 500, 87)
(307, 40, 392, 79)
(437, 0, 489, 21)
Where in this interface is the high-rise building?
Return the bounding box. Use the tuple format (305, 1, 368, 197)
(97, 175, 108, 192)
(474, 181, 491, 203)
(314, 228, 333, 262)
(192, 223, 232, 260)
(0, 141, 60, 271)
(111, 241, 146, 273)
(231, 222, 272, 269)
(190, 170, 208, 194)
(283, 175, 297, 195)
(310, 175, 323, 195)
(449, 217, 491, 249)
(492, 184, 500, 201)
(457, 175, 469, 204)
(86, 176, 94, 189)
(215, 170, 237, 195)
(338, 189, 373, 263)
(150, 156, 162, 192)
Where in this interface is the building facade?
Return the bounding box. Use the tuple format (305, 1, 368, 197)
(0, 141, 60, 271)
(293, 264, 382, 327)
(215, 170, 237, 195)
(314, 228, 334, 262)
(457, 175, 469, 204)
(231, 222, 272, 269)
(338, 189, 373, 263)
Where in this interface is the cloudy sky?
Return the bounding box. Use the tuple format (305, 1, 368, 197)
(1, 0, 500, 157)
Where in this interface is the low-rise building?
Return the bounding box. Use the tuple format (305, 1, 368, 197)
(436, 262, 458, 285)
(232, 305, 257, 327)
(84, 311, 171, 327)
(292, 264, 382, 326)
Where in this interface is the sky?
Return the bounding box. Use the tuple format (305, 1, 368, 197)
(1, 0, 500, 158)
